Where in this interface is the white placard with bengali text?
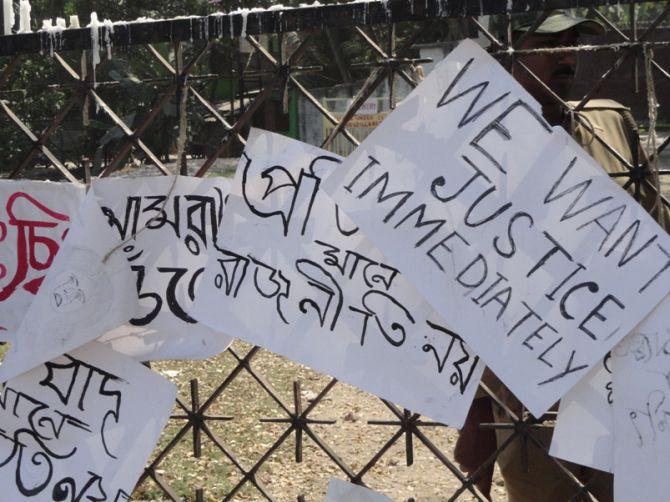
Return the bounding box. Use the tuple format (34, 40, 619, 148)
(323, 39, 670, 416)
(0, 341, 175, 500)
(0, 191, 136, 382)
(191, 129, 483, 427)
(0, 180, 85, 339)
(93, 176, 233, 361)
(612, 295, 670, 501)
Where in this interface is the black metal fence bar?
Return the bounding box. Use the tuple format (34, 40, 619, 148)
(0, 0, 654, 57)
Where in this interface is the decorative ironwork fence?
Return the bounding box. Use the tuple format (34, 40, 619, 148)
(1, 0, 669, 500)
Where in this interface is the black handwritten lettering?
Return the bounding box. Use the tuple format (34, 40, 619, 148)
(478, 285, 513, 320)
(472, 273, 507, 305)
(537, 336, 563, 368)
(355, 171, 413, 223)
(575, 204, 626, 251)
(362, 262, 399, 291)
(470, 99, 550, 175)
(214, 250, 249, 297)
(604, 219, 657, 268)
(308, 154, 342, 180)
(639, 244, 670, 293)
(144, 195, 179, 236)
(393, 203, 448, 248)
(426, 231, 470, 272)
(537, 350, 588, 386)
(545, 263, 585, 301)
(0, 428, 73, 496)
(343, 156, 380, 193)
(431, 155, 491, 203)
(522, 322, 558, 352)
(313, 240, 399, 291)
(248, 255, 291, 324)
(506, 301, 541, 338)
(456, 254, 487, 290)
(424, 320, 480, 393)
(559, 281, 599, 320)
(52, 471, 106, 501)
(241, 152, 322, 237)
(578, 294, 624, 341)
(334, 205, 358, 237)
(436, 57, 510, 127)
(527, 231, 573, 278)
(314, 240, 345, 274)
(350, 290, 415, 347)
(464, 186, 512, 228)
(40, 360, 79, 407)
(184, 193, 221, 255)
(543, 156, 613, 222)
(295, 259, 343, 331)
(157, 267, 200, 324)
(101, 197, 141, 240)
(493, 212, 534, 258)
(629, 390, 670, 447)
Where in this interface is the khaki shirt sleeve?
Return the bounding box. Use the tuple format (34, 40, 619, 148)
(570, 105, 670, 233)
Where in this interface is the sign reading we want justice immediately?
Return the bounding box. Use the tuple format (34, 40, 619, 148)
(323, 39, 670, 416)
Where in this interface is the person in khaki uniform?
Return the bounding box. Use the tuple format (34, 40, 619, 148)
(455, 10, 670, 502)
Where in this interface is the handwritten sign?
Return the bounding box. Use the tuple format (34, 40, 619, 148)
(0, 191, 136, 382)
(322, 39, 670, 416)
(0, 181, 85, 338)
(325, 479, 393, 502)
(550, 356, 613, 472)
(93, 176, 233, 361)
(191, 130, 482, 427)
(0, 341, 176, 500)
(612, 295, 670, 501)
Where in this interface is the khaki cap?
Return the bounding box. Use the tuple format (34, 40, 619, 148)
(513, 9, 605, 35)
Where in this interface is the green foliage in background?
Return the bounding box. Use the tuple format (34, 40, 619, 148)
(0, 1, 666, 176)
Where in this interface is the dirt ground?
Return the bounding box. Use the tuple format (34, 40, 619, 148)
(132, 342, 508, 501)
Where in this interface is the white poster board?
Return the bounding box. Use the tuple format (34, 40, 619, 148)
(0, 341, 176, 500)
(0, 191, 136, 382)
(0, 180, 85, 338)
(612, 295, 670, 501)
(325, 479, 393, 502)
(322, 39, 670, 416)
(550, 356, 613, 472)
(191, 130, 483, 428)
(93, 176, 233, 360)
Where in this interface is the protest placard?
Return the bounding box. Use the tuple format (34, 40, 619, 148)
(322, 39, 670, 416)
(0, 180, 85, 338)
(612, 295, 670, 501)
(0, 191, 136, 382)
(325, 479, 393, 502)
(550, 357, 612, 472)
(0, 341, 176, 500)
(93, 176, 233, 360)
(191, 129, 483, 427)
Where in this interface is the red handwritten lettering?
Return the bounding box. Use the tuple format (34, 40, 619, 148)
(0, 192, 70, 301)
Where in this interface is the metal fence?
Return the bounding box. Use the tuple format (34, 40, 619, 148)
(1, 0, 669, 500)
